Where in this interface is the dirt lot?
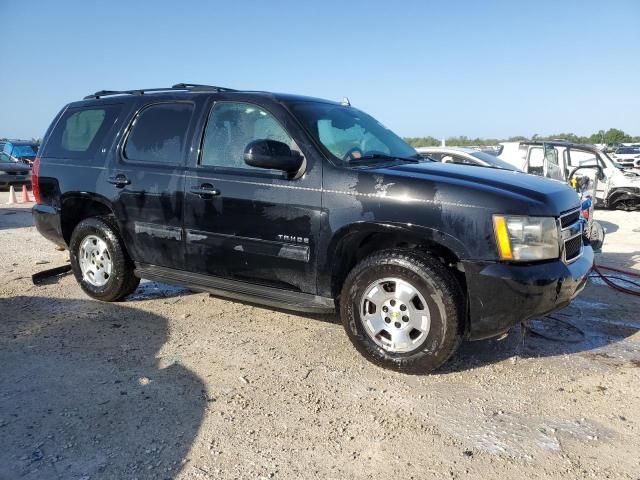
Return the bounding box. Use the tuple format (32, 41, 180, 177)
(1, 201, 639, 480)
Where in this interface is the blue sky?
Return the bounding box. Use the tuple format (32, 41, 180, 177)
(1, 0, 638, 139)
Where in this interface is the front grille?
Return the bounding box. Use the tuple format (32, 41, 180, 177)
(560, 208, 580, 228)
(564, 235, 582, 262)
(7, 171, 28, 176)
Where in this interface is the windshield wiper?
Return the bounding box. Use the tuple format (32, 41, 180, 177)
(357, 153, 421, 164)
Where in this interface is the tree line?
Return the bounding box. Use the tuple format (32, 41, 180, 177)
(405, 128, 640, 148)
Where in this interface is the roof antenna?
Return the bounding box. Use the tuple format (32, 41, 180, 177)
(341, 97, 351, 106)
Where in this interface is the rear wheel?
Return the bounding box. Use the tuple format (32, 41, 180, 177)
(69, 216, 140, 302)
(340, 249, 463, 374)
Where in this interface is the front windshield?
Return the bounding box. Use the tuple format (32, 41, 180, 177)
(469, 151, 519, 170)
(290, 102, 419, 165)
(0, 153, 14, 163)
(11, 145, 37, 158)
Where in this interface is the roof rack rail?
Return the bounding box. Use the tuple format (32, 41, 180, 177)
(171, 83, 237, 92)
(84, 83, 237, 100)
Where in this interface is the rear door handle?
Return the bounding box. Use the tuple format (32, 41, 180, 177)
(189, 183, 220, 198)
(107, 174, 131, 188)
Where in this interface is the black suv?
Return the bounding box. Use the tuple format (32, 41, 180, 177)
(32, 83, 593, 373)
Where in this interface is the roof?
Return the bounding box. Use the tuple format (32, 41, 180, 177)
(77, 83, 341, 107)
(518, 140, 601, 154)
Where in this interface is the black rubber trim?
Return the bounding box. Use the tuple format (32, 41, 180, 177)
(134, 263, 334, 313)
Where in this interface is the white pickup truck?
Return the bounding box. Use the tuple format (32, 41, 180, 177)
(499, 140, 640, 211)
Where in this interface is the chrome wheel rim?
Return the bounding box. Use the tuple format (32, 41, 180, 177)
(78, 235, 112, 287)
(359, 277, 430, 353)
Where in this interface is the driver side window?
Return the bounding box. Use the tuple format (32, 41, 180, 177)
(200, 102, 298, 171)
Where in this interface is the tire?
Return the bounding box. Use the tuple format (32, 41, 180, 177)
(340, 249, 463, 374)
(589, 221, 605, 252)
(69, 216, 140, 302)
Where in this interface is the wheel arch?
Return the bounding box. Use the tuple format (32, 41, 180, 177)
(606, 187, 640, 210)
(60, 192, 117, 245)
(325, 222, 468, 299)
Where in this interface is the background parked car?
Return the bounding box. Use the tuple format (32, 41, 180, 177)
(415, 147, 522, 171)
(610, 145, 640, 169)
(0, 152, 32, 189)
(0, 140, 39, 165)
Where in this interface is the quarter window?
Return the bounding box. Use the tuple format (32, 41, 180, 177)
(44, 106, 121, 159)
(201, 102, 297, 171)
(124, 103, 194, 164)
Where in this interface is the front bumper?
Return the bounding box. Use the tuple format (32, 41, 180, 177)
(32, 204, 66, 248)
(463, 243, 593, 340)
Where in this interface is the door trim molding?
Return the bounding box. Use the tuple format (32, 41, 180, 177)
(185, 229, 310, 262)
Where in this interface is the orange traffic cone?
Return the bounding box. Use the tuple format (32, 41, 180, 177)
(21, 185, 32, 203)
(5, 186, 17, 205)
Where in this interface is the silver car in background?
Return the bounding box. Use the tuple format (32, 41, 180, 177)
(415, 147, 522, 171)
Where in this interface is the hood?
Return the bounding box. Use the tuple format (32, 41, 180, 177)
(611, 166, 640, 185)
(371, 161, 580, 215)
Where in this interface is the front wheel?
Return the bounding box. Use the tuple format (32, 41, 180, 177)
(340, 249, 463, 374)
(69, 216, 140, 302)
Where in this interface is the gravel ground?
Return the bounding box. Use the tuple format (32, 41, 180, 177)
(1, 201, 639, 479)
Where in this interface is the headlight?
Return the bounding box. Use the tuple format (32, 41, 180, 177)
(493, 215, 559, 261)
(0, 170, 6, 175)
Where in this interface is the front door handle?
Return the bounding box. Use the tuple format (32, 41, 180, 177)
(190, 183, 220, 198)
(107, 174, 131, 188)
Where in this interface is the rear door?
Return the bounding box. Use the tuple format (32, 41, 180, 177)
(182, 98, 323, 294)
(107, 99, 201, 269)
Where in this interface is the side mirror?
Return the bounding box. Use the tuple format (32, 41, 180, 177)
(244, 139, 303, 175)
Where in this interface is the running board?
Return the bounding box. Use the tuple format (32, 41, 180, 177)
(134, 264, 335, 314)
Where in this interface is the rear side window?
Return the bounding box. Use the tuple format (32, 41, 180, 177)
(123, 103, 194, 164)
(44, 105, 122, 160)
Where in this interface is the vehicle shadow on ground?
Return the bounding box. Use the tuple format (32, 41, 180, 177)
(0, 207, 34, 230)
(598, 220, 619, 234)
(594, 251, 640, 270)
(0, 296, 205, 480)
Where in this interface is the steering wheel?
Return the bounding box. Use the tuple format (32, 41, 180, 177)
(342, 146, 363, 162)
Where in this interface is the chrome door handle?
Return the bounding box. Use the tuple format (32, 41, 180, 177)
(107, 174, 131, 188)
(189, 183, 220, 198)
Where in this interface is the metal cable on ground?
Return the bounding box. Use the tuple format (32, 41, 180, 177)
(589, 274, 640, 289)
(591, 263, 640, 297)
(523, 262, 640, 342)
(523, 315, 585, 343)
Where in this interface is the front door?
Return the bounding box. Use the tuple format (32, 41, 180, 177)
(542, 144, 563, 180)
(183, 100, 323, 294)
(108, 100, 199, 269)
